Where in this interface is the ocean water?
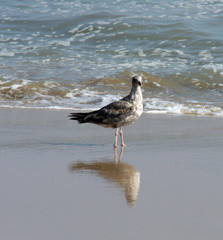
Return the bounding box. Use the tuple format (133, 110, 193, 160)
(1, 0, 223, 115)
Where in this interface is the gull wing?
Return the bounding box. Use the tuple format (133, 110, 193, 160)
(84, 100, 134, 127)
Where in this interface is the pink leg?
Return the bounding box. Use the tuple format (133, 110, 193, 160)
(113, 128, 119, 148)
(120, 128, 126, 147)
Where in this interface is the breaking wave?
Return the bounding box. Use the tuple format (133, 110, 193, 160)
(1, 70, 223, 116)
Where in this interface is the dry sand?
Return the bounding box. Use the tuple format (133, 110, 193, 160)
(1, 108, 223, 240)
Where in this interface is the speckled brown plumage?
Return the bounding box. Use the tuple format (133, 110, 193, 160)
(69, 75, 143, 147)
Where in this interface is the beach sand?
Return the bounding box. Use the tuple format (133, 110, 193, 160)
(1, 108, 223, 240)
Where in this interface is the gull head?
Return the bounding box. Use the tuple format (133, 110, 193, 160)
(132, 75, 142, 88)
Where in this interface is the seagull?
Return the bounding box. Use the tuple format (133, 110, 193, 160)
(69, 75, 143, 147)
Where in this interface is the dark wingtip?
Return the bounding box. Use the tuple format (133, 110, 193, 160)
(68, 112, 87, 123)
(68, 113, 75, 119)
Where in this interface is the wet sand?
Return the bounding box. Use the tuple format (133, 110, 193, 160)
(1, 108, 223, 240)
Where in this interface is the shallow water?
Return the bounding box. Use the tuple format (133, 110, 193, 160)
(1, 110, 223, 240)
(1, 0, 223, 115)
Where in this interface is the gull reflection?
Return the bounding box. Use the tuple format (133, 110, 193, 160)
(69, 147, 140, 206)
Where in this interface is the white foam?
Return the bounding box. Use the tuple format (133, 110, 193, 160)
(198, 50, 213, 60)
(144, 97, 223, 116)
(0, 49, 15, 57)
(138, 49, 146, 57)
(202, 63, 223, 74)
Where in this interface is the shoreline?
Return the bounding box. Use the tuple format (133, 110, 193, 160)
(1, 107, 223, 151)
(1, 105, 223, 118)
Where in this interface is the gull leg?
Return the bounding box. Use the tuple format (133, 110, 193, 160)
(113, 128, 119, 148)
(120, 128, 127, 147)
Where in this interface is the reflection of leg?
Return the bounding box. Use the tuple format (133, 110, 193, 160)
(118, 146, 124, 163)
(114, 146, 118, 163)
(120, 128, 126, 147)
(114, 146, 124, 163)
(113, 128, 119, 148)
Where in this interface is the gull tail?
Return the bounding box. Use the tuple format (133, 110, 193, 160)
(68, 112, 89, 124)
